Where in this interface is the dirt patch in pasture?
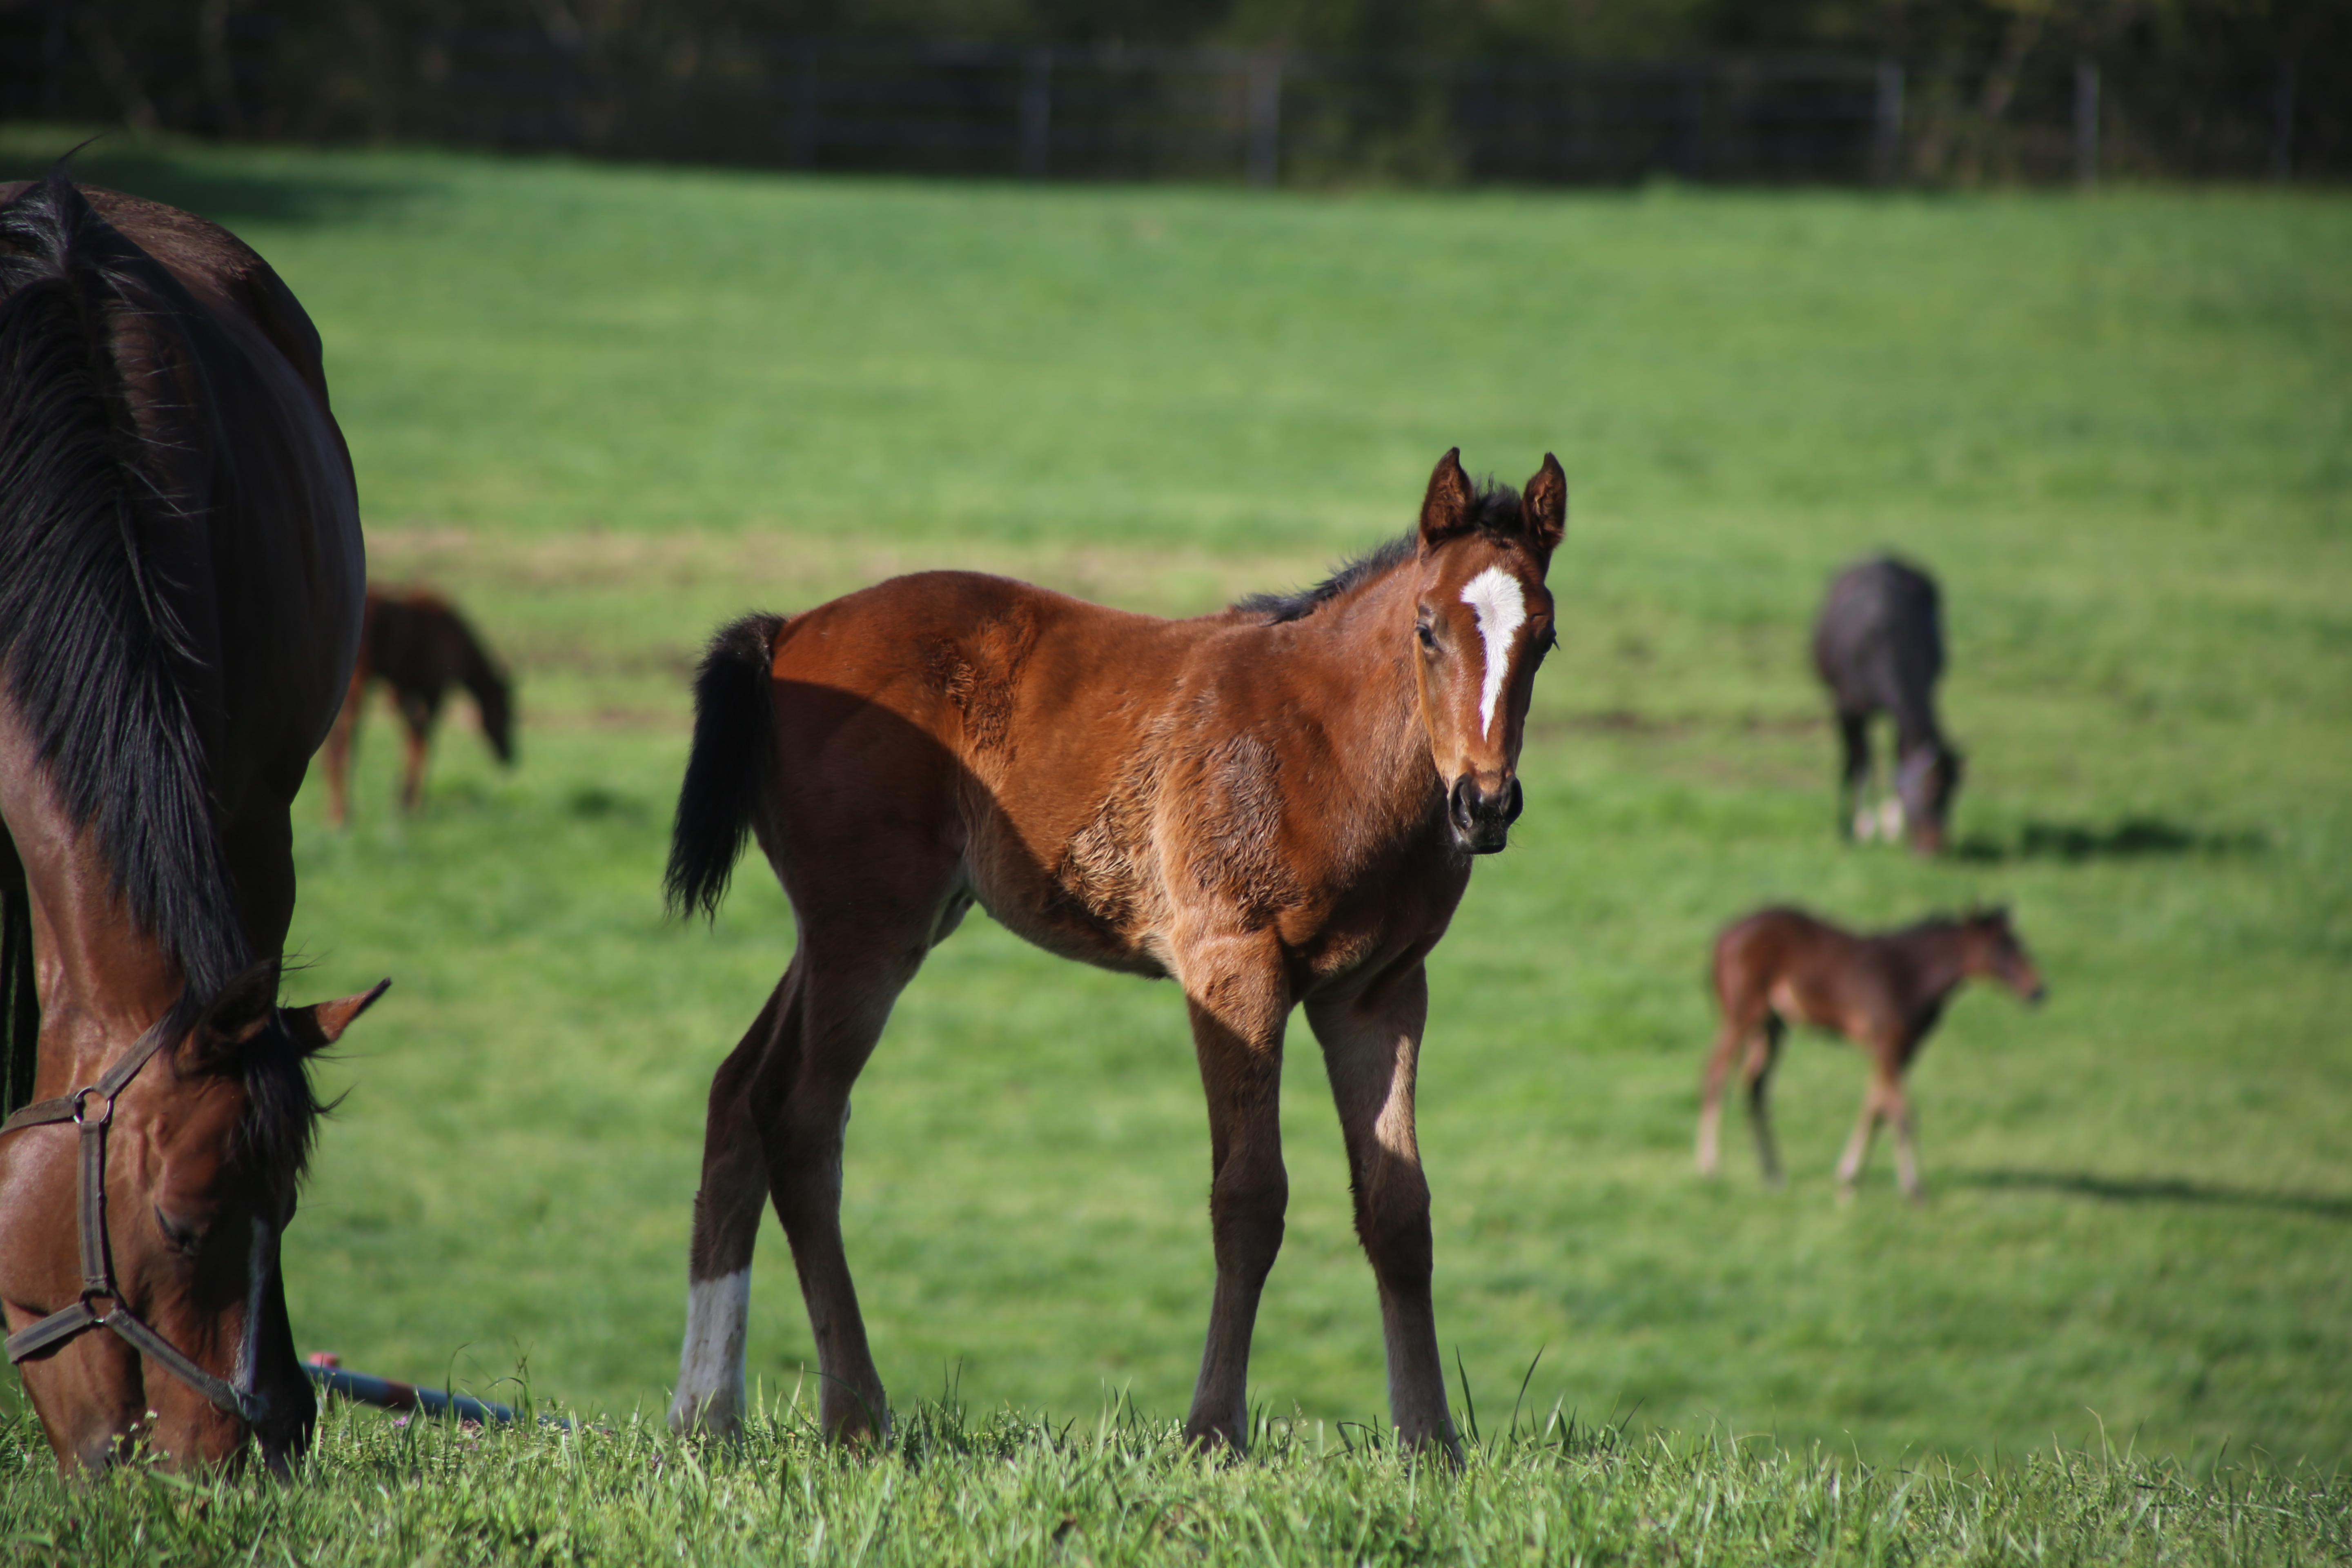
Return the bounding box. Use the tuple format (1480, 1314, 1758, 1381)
(366, 526, 1336, 621)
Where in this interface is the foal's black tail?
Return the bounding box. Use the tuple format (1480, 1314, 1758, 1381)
(664, 613, 786, 922)
(2, 888, 38, 1115)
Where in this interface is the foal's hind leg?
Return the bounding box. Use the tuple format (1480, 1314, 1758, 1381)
(755, 869, 965, 1445)
(671, 970, 800, 1436)
(1307, 968, 1460, 1462)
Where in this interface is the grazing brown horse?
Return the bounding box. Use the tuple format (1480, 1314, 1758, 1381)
(0, 171, 386, 1473)
(1695, 906, 2044, 1201)
(321, 587, 515, 826)
(664, 450, 1567, 1459)
(1813, 557, 1962, 854)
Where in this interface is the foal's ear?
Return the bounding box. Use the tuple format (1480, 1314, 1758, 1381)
(283, 979, 392, 1055)
(1418, 448, 1478, 547)
(198, 961, 284, 1051)
(1520, 453, 1568, 556)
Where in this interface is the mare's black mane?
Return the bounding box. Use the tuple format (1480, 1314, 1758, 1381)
(1232, 478, 1525, 625)
(0, 169, 292, 1148)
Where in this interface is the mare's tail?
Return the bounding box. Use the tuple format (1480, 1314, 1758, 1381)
(2, 888, 37, 1114)
(664, 613, 786, 921)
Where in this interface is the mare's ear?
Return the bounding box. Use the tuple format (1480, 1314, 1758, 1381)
(1521, 453, 1568, 556)
(1418, 448, 1477, 548)
(284, 979, 391, 1055)
(198, 960, 283, 1053)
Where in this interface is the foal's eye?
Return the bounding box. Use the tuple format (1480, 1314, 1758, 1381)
(1416, 622, 1437, 651)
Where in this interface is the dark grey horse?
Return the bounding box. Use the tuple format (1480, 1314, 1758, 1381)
(1812, 557, 1961, 854)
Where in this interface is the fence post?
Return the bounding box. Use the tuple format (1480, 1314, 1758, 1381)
(2073, 58, 2099, 188)
(1246, 54, 1282, 187)
(2271, 54, 2297, 184)
(1872, 58, 1904, 183)
(1020, 47, 1053, 180)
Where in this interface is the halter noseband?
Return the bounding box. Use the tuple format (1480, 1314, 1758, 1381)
(0, 1018, 269, 1424)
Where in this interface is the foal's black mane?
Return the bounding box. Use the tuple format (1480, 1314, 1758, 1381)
(1232, 478, 1525, 625)
(0, 169, 281, 1131)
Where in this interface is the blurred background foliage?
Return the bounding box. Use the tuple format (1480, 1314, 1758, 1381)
(9, 0, 2342, 154)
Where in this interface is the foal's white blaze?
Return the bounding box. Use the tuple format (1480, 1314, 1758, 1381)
(1458, 565, 1528, 739)
(671, 1268, 751, 1431)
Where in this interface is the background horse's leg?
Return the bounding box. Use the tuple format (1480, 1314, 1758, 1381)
(1836, 1066, 1893, 1198)
(1695, 1016, 1747, 1176)
(671, 969, 799, 1437)
(1744, 1016, 1786, 1187)
(322, 671, 364, 828)
(1306, 969, 1460, 1461)
(395, 689, 440, 812)
(1837, 711, 1871, 840)
(1888, 1076, 1924, 1201)
(1180, 945, 1289, 1453)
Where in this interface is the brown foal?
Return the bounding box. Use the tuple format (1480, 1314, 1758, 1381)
(321, 587, 515, 825)
(1695, 906, 2045, 1201)
(0, 174, 385, 1473)
(664, 450, 1568, 1459)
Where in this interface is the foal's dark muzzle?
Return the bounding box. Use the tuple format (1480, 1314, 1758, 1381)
(1449, 775, 1522, 854)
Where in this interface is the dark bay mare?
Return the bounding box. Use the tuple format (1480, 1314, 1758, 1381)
(665, 451, 1567, 1459)
(0, 172, 386, 1473)
(1813, 557, 1961, 853)
(321, 586, 515, 826)
(1695, 906, 2044, 1201)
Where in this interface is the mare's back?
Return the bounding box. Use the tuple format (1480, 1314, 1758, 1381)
(1812, 557, 1943, 713)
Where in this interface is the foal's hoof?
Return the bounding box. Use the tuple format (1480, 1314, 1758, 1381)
(1835, 1182, 1858, 1207)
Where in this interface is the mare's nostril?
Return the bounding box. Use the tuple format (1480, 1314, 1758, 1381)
(1449, 776, 1476, 831)
(1501, 778, 1523, 824)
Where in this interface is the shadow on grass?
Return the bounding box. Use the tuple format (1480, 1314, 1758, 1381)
(1957, 1169, 2352, 1221)
(0, 136, 425, 228)
(1951, 817, 2265, 865)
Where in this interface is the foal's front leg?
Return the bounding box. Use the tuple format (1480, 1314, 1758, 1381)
(1180, 945, 1291, 1453)
(1306, 968, 1462, 1462)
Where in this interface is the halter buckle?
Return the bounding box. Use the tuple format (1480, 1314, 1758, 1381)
(70, 1087, 113, 1129)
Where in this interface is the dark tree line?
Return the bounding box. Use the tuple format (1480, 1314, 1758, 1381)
(2, 0, 2341, 178)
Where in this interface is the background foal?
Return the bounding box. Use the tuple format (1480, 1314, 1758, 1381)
(1696, 906, 2046, 1200)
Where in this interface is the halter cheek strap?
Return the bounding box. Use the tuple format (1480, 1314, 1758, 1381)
(0, 1021, 269, 1425)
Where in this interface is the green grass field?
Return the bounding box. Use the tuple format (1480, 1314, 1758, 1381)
(0, 129, 2347, 1553)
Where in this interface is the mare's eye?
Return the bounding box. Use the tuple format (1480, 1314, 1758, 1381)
(1416, 623, 1437, 651)
(154, 1205, 204, 1255)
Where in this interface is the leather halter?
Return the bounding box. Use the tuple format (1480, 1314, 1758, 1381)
(0, 1018, 268, 1424)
